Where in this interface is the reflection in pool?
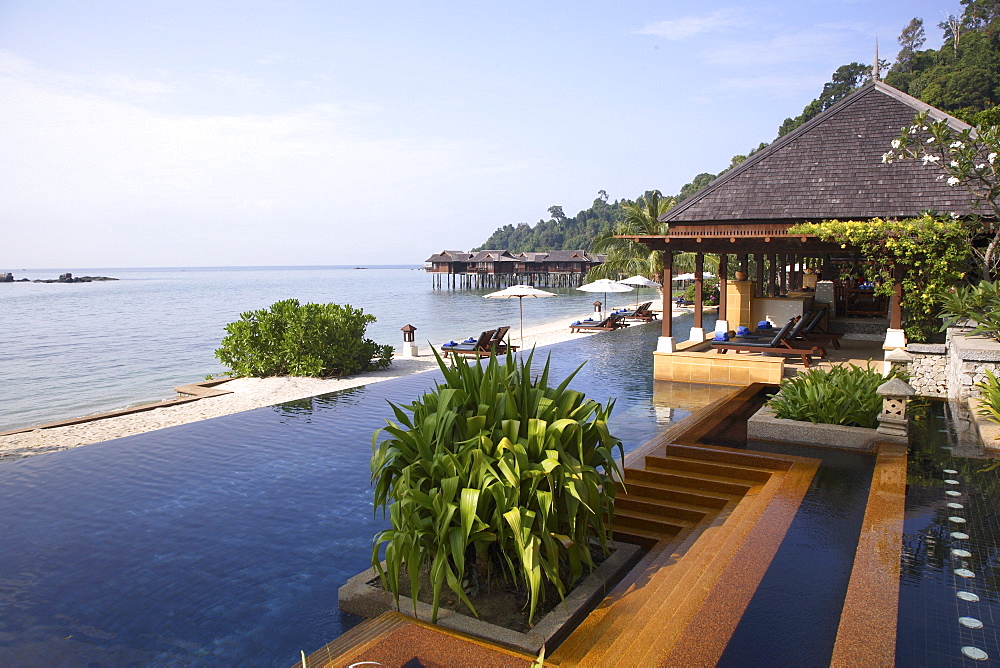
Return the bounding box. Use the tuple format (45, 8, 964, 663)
(0, 322, 722, 665)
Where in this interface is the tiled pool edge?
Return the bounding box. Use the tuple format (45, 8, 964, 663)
(830, 441, 907, 667)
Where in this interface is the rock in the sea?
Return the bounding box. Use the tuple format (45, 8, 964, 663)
(0, 273, 13, 282)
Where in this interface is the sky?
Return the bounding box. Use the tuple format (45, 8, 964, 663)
(1, 1, 955, 268)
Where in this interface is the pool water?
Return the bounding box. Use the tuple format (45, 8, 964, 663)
(898, 399, 1000, 666)
(0, 323, 697, 665)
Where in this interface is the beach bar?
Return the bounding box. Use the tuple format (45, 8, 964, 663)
(623, 81, 980, 383)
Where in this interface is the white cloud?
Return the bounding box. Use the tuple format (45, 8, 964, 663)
(637, 9, 746, 40)
(0, 53, 526, 266)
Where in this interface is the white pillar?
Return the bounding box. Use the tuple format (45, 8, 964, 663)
(401, 343, 419, 358)
(883, 328, 907, 351)
(657, 336, 676, 353)
(714, 319, 730, 335)
(688, 327, 706, 342)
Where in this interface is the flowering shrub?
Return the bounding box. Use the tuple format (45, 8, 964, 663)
(882, 111, 1000, 279)
(790, 216, 968, 341)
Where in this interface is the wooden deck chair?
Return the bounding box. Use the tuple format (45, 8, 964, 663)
(441, 329, 495, 358)
(795, 306, 842, 348)
(570, 315, 616, 333)
(490, 326, 519, 354)
(713, 317, 826, 367)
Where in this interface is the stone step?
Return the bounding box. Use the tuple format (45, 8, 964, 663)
(645, 453, 774, 483)
(625, 466, 755, 497)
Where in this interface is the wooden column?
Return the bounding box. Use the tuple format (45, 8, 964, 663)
(779, 254, 788, 295)
(661, 252, 672, 338)
(718, 254, 729, 320)
(693, 253, 704, 330)
(769, 254, 778, 297)
(755, 253, 764, 297)
(890, 265, 903, 330)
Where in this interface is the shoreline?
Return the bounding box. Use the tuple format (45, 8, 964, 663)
(0, 310, 659, 463)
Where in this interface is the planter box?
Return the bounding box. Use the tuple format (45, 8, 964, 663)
(747, 403, 906, 451)
(338, 541, 642, 654)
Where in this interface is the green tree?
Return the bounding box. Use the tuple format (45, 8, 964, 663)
(778, 62, 872, 136)
(678, 173, 716, 201)
(883, 111, 1000, 278)
(587, 191, 675, 281)
(897, 18, 926, 73)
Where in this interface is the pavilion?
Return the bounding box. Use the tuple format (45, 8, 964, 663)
(625, 80, 978, 368)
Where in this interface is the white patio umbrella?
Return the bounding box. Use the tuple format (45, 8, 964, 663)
(619, 275, 661, 309)
(672, 272, 715, 281)
(483, 284, 556, 349)
(577, 279, 633, 314)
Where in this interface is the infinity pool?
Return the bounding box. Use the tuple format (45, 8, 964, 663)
(0, 324, 688, 665)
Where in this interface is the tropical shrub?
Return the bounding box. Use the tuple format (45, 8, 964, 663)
(768, 363, 903, 429)
(939, 279, 1000, 340)
(370, 350, 624, 626)
(215, 299, 393, 377)
(975, 369, 1000, 424)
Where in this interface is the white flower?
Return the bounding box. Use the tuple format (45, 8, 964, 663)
(922, 126, 929, 131)
(926, 137, 935, 143)
(922, 155, 941, 165)
(977, 164, 986, 170)
(950, 160, 960, 167)
(947, 176, 961, 186)
(950, 141, 965, 149)
(891, 139, 902, 149)
(990, 152, 997, 164)
(951, 212, 960, 219)
(882, 152, 893, 163)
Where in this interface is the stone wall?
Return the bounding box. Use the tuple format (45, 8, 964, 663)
(944, 328, 1000, 400)
(905, 343, 948, 397)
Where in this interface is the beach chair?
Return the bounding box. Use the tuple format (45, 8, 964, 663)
(713, 317, 826, 367)
(621, 302, 657, 323)
(794, 306, 842, 349)
(570, 313, 630, 333)
(440, 329, 495, 358)
(489, 326, 519, 355)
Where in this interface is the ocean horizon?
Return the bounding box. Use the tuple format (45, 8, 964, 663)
(2, 265, 672, 432)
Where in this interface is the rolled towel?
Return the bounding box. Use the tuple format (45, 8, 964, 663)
(584, 318, 594, 322)
(444, 341, 456, 347)
(736, 326, 751, 336)
(464, 337, 476, 343)
(572, 321, 581, 325)
(757, 321, 772, 329)
(712, 332, 730, 341)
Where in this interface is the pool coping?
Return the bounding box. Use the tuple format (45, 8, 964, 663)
(968, 397, 1000, 451)
(0, 378, 235, 437)
(830, 440, 908, 666)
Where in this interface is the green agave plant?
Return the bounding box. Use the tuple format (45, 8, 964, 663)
(370, 349, 624, 626)
(768, 362, 903, 429)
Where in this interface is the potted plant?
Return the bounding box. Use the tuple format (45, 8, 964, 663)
(369, 350, 625, 626)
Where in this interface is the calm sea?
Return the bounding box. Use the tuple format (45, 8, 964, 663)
(2, 266, 664, 432)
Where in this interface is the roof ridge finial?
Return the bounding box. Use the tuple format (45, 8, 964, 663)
(873, 36, 880, 82)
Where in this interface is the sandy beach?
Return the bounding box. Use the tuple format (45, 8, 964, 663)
(1, 310, 659, 463)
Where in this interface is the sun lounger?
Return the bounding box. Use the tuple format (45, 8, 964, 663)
(794, 306, 841, 349)
(569, 313, 630, 333)
(713, 317, 826, 367)
(440, 329, 495, 358)
(620, 302, 657, 322)
(489, 326, 519, 354)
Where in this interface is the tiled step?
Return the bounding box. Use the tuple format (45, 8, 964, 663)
(613, 523, 677, 549)
(614, 507, 695, 535)
(625, 466, 755, 497)
(662, 443, 791, 471)
(645, 454, 774, 483)
(615, 478, 734, 508)
(614, 494, 713, 523)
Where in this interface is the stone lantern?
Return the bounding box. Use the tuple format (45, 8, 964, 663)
(594, 301, 602, 314)
(400, 324, 418, 358)
(876, 377, 916, 438)
(884, 347, 914, 377)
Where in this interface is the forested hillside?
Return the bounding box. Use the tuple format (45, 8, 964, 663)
(474, 0, 1000, 252)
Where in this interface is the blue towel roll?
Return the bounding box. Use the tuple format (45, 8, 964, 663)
(444, 341, 456, 346)
(584, 318, 594, 322)
(757, 321, 772, 329)
(572, 321, 581, 325)
(736, 326, 751, 336)
(713, 332, 730, 341)
(464, 337, 475, 343)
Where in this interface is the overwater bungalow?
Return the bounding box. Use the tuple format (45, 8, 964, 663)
(425, 249, 604, 288)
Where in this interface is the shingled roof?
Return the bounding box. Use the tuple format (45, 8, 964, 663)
(661, 81, 977, 225)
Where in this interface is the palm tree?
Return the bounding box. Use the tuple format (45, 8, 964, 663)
(587, 191, 675, 281)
